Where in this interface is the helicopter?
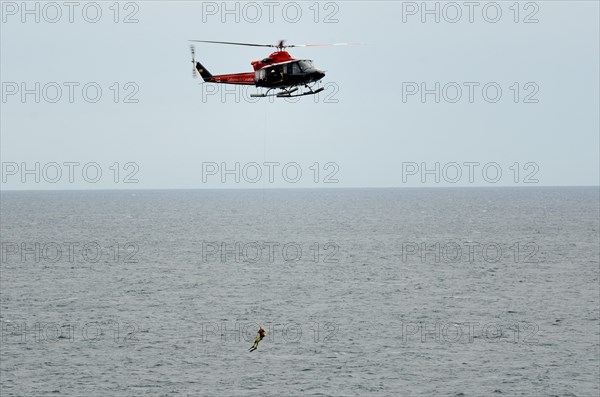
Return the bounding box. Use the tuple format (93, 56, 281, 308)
(189, 39, 355, 98)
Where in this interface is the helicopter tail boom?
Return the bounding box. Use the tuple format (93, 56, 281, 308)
(195, 62, 254, 85)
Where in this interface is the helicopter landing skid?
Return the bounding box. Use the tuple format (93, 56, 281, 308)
(250, 88, 297, 98)
(277, 87, 324, 98)
(251, 86, 324, 98)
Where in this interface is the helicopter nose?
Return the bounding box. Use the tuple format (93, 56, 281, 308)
(314, 70, 326, 81)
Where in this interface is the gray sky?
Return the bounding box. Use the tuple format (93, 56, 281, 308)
(1, 1, 598, 189)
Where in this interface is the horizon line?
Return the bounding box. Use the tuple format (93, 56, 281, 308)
(1, 185, 599, 193)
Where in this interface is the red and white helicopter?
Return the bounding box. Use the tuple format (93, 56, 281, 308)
(190, 39, 356, 98)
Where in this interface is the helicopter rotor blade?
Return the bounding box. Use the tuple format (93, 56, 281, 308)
(189, 40, 277, 48)
(287, 42, 364, 48)
(189, 39, 363, 51)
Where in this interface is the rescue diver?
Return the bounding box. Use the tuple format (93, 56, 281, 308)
(248, 326, 266, 352)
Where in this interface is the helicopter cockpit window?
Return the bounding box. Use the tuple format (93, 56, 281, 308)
(298, 60, 314, 71)
(287, 62, 301, 75)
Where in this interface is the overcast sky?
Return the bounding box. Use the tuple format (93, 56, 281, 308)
(1, 1, 598, 189)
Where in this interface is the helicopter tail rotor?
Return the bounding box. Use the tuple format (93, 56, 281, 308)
(191, 45, 197, 78)
(190, 45, 213, 82)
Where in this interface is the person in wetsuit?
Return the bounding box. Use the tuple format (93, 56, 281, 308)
(248, 326, 266, 352)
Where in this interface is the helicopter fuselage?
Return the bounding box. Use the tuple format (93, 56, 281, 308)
(195, 51, 325, 89)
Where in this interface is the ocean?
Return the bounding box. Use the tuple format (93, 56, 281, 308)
(1, 187, 598, 396)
